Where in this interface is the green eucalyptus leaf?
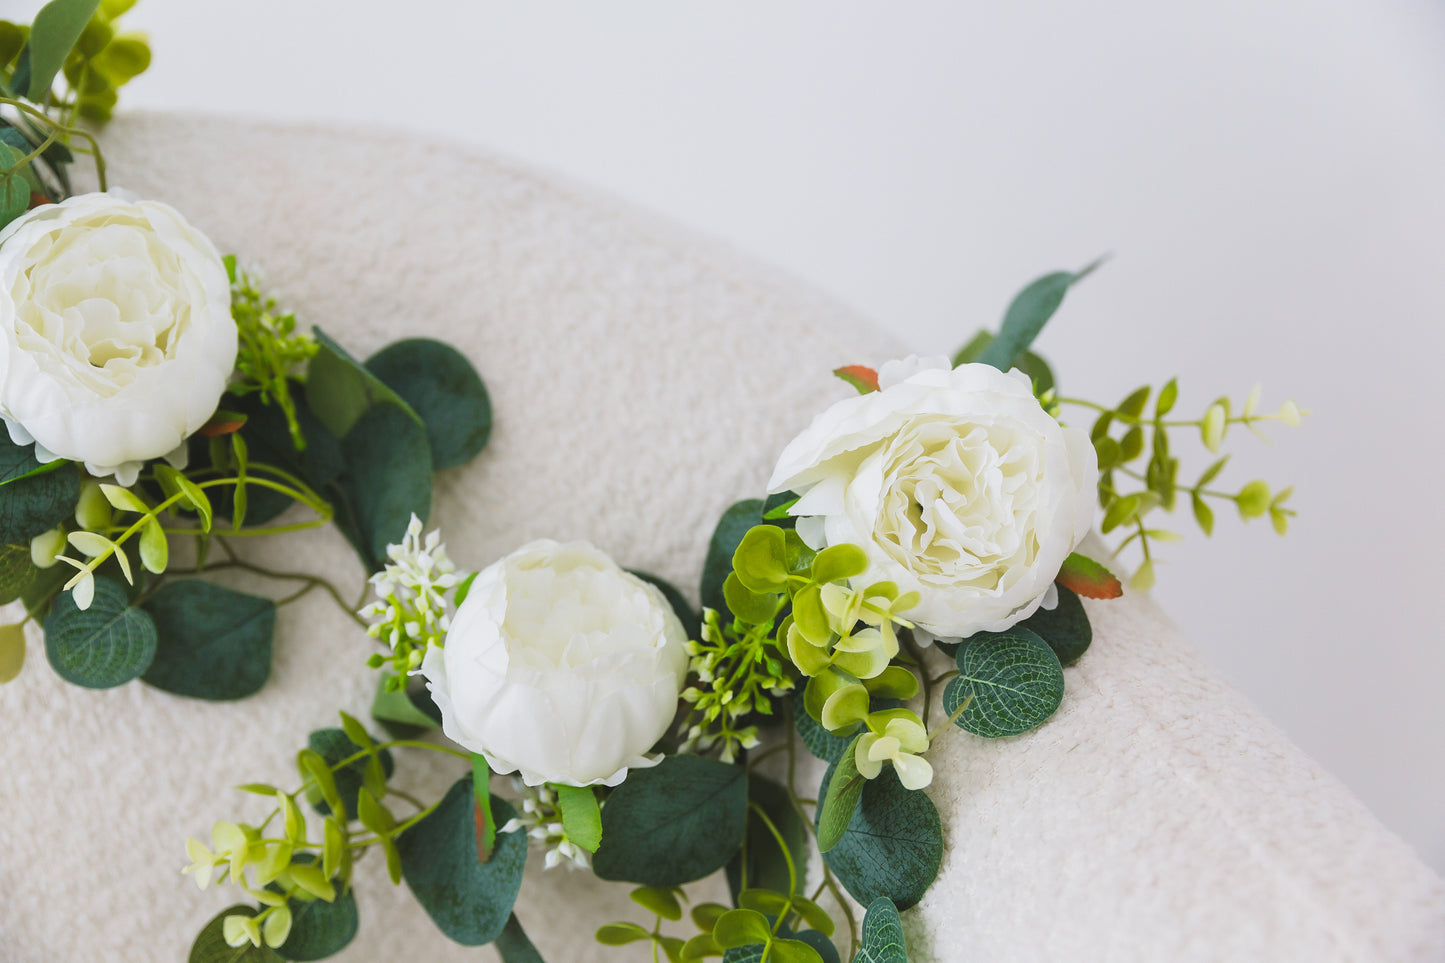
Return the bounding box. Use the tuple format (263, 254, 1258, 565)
(761, 489, 799, 531)
(0, 432, 44, 485)
(0, 461, 80, 544)
(593, 755, 747, 886)
(24, 0, 101, 101)
(816, 735, 866, 853)
(188, 905, 282, 963)
(726, 774, 810, 900)
(976, 259, 1102, 371)
(396, 778, 526, 946)
(304, 728, 395, 820)
(854, 898, 908, 963)
(272, 856, 358, 961)
(330, 402, 434, 572)
(943, 628, 1065, 738)
(953, 329, 1056, 395)
(821, 768, 942, 911)
(495, 914, 546, 963)
(140, 580, 275, 700)
(365, 338, 492, 470)
(43, 575, 155, 688)
(306, 329, 419, 439)
(1017, 586, 1092, 667)
(702, 499, 764, 615)
(0, 542, 36, 605)
(370, 672, 441, 734)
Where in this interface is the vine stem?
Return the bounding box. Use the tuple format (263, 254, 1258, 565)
(0, 96, 107, 189)
(198, 556, 367, 629)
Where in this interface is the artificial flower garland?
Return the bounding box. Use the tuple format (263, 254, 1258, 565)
(0, 4, 1308, 961)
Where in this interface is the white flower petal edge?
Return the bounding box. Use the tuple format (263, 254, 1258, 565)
(421, 539, 689, 788)
(769, 357, 1097, 640)
(0, 192, 237, 484)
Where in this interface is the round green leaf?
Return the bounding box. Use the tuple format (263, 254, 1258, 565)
(305, 728, 395, 821)
(0, 462, 80, 544)
(593, 755, 748, 886)
(821, 768, 942, 911)
(854, 898, 908, 963)
(365, 338, 492, 470)
(701, 499, 764, 615)
(943, 628, 1065, 738)
(1018, 586, 1092, 666)
(273, 857, 358, 961)
(43, 575, 155, 688)
(140, 580, 276, 700)
(794, 689, 849, 763)
(396, 778, 526, 946)
(188, 905, 282, 963)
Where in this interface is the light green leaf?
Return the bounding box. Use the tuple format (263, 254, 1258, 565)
(702, 499, 764, 616)
(733, 524, 788, 592)
(630, 885, 684, 921)
(810, 543, 867, 585)
(1191, 493, 1215, 536)
(139, 517, 168, 574)
(714, 909, 770, 949)
(396, 778, 527, 946)
(1156, 378, 1179, 418)
(26, 0, 102, 100)
(942, 628, 1065, 738)
(556, 784, 603, 853)
(593, 755, 747, 886)
(304, 727, 395, 820)
(154, 463, 213, 532)
(853, 898, 908, 963)
(596, 922, 652, 945)
(43, 575, 155, 688)
(976, 258, 1103, 371)
(0, 621, 25, 683)
(188, 905, 282, 963)
(140, 581, 275, 701)
(815, 734, 865, 853)
(274, 856, 357, 960)
(99, 483, 148, 513)
(288, 862, 335, 903)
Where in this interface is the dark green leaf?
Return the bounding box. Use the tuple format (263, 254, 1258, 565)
(330, 402, 433, 572)
(951, 329, 993, 366)
(1018, 586, 1092, 667)
(396, 779, 526, 946)
(821, 768, 942, 911)
(952, 329, 1055, 395)
(0, 431, 43, 485)
(727, 774, 810, 900)
(25, 0, 101, 100)
(495, 914, 546, 963)
(305, 728, 394, 820)
(273, 855, 358, 961)
(594, 755, 748, 886)
(816, 735, 865, 853)
(188, 905, 282, 963)
(140, 580, 275, 700)
(365, 339, 491, 470)
(943, 628, 1065, 738)
(854, 898, 908, 963)
(630, 570, 700, 642)
(702, 499, 764, 615)
(43, 575, 155, 688)
(0, 543, 36, 605)
(976, 259, 1102, 371)
(761, 490, 799, 529)
(795, 930, 840, 963)
(305, 329, 419, 439)
(0, 461, 80, 544)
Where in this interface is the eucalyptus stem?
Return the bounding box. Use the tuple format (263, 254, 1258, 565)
(0, 96, 106, 190)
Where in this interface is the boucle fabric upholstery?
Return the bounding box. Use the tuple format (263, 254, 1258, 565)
(0, 113, 1441, 962)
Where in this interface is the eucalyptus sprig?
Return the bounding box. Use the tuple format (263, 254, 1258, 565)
(183, 712, 468, 953)
(1058, 380, 1306, 590)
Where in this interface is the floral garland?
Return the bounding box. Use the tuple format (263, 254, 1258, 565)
(181, 283, 1303, 961)
(0, 2, 491, 706)
(0, 4, 1308, 962)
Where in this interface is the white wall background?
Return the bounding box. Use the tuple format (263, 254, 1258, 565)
(9, 0, 1444, 872)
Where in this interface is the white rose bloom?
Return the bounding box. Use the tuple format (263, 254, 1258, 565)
(769, 356, 1097, 640)
(0, 192, 237, 485)
(421, 539, 689, 788)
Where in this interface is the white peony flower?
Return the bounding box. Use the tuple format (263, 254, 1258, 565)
(421, 539, 689, 788)
(0, 192, 237, 484)
(769, 356, 1097, 640)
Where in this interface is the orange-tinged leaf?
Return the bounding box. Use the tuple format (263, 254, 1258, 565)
(199, 410, 248, 437)
(1056, 552, 1122, 599)
(833, 365, 880, 394)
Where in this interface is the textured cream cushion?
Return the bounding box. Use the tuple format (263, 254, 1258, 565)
(0, 113, 1441, 962)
